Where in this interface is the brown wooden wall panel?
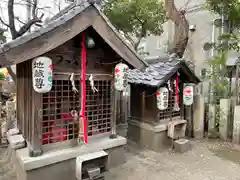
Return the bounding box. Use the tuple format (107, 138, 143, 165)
(16, 63, 25, 136)
(26, 60, 33, 144)
(31, 87, 42, 151)
(130, 85, 142, 119)
(17, 60, 42, 151)
(16, 64, 21, 131)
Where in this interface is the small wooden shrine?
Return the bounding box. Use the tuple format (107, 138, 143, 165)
(127, 58, 200, 150)
(0, 1, 146, 179)
(128, 58, 200, 123)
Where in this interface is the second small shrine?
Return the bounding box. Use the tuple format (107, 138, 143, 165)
(127, 58, 200, 151)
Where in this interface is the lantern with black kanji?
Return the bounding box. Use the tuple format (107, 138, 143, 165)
(156, 87, 169, 110)
(114, 62, 129, 91)
(32, 56, 53, 93)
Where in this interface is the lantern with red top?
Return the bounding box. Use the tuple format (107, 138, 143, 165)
(156, 87, 169, 110)
(114, 62, 129, 92)
(183, 85, 194, 106)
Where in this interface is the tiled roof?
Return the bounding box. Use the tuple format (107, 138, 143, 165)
(128, 58, 200, 87)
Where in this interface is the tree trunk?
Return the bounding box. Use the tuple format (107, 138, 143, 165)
(134, 37, 143, 51)
(165, 0, 189, 58)
(5, 0, 43, 83)
(123, 33, 143, 51)
(123, 33, 137, 50)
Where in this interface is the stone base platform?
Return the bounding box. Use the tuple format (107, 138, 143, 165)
(8, 134, 126, 180)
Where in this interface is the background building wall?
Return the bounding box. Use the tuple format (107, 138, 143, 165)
(138, 0, 216, 77)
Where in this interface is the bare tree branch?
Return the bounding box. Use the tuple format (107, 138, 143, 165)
(134, 37, 143, 50)
(0, 17, 10, 28)
(16, 13, 44, 37)
(34, 22, 42, 27)
(32, 0, 38, 18)
(15, 17, 26, 25)
(135, 15, 144, 24)
(180, 0, 192, 11)
(58, 0, 61, 12)
(4, 0, 44, 82)
(8, 0, 17, 38)
(123, 33, 136, 49)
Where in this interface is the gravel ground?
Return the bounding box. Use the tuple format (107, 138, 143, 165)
(0, 145, 16, 180)
(105, 140, 240, 180)
(2, 140, 240, 180)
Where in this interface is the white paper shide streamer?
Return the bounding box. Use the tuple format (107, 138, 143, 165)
(70, 73, 78, 93)
(89, 74, 98, 93)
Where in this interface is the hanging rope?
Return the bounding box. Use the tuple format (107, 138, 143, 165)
(173, 73, 180, 111)
(80, 32, 88, 144)
(175, 74, 179, 104)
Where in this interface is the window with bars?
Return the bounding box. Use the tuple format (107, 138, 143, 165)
(86, 79, 112, 136)
(41, 77, 112, 145)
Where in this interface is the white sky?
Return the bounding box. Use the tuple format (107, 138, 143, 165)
(0, 0, 207, 41)
(0, 0, 72, 73)
(0, 0, 70, 41)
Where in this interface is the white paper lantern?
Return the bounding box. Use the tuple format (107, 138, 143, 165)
(32, 56, 53, 93)
(114, 63, 129, 91)
(156, 87, 169, 110)
(183, 85, 194, 106)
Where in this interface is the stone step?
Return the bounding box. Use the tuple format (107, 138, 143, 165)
(173, 138, 191, 153)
